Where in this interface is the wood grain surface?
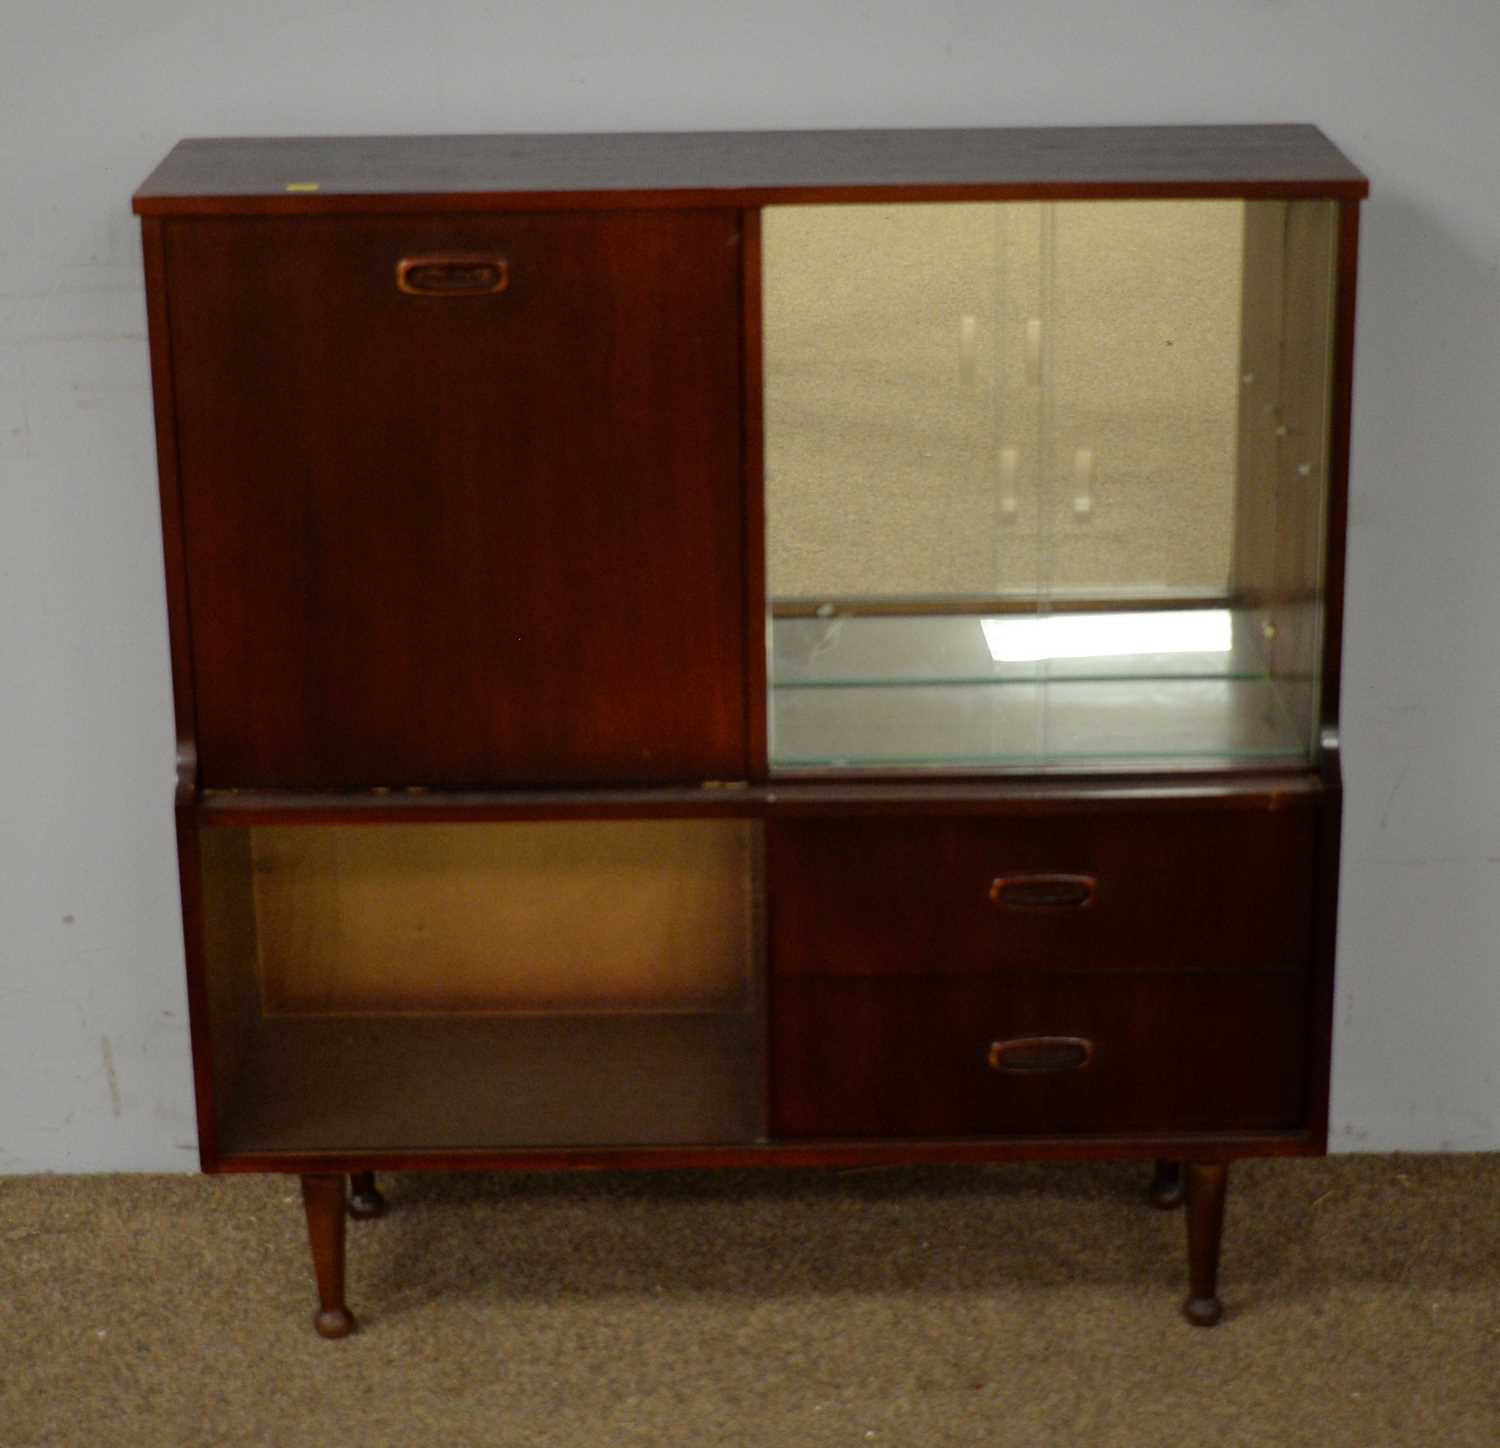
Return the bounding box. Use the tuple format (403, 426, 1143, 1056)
(164, 209, 746, 788)
(135, 127, 1368, 215)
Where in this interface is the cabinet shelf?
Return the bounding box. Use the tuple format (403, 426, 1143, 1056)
(219, 1013, 761, 1155)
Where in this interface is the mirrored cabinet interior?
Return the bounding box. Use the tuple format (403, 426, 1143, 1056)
(764, 197, 1337, 772)
(135, 126, 1364, 1337)
(199, 819, 763, 1156)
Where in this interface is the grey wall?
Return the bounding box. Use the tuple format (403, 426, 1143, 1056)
(3, 2, 1498, 1169)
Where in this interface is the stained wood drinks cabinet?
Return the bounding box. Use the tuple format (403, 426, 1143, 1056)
(134, 126, 1365, 1334)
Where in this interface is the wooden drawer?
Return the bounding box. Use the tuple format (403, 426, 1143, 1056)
(766, 807, 1317, 978)
(164, 210, 746, 789)
(770, 972, 1309, 1138)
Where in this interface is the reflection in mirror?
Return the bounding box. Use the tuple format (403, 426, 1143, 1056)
(979, 610, 1233, 665)
(763, 198, 1336, 772)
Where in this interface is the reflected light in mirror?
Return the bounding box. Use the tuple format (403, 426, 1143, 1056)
(981, 610, 1233, 664)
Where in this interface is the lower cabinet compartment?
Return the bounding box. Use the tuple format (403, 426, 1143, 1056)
(197, 818, 763, 1154)
(192, 806, 1318, 1155)
(770, 971, 1309, 1138)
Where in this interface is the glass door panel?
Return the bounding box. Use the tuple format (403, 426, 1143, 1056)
(763, 199, 1338, 773)
(764, 202, 1046, 766)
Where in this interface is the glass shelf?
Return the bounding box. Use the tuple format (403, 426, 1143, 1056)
(769, 608, 1310, 771)
(773, 605, 1269, 687)
(218, 1014, 760, 1154)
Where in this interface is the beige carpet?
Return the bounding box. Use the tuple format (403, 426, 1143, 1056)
(4, 1154, 1498, 1446)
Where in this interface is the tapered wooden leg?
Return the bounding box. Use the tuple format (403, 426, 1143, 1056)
(1182, 1161, 1229, 1327)
(1150, 1159, 1185, 1210)
(301, 1174, 356, 1338)
(348, 1171, 386, 1220)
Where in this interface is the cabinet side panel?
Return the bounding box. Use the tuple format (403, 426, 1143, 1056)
(202, 831, 260, 1097)
(1318, 202, 1361, 737)
(190, 822, 261, 1164)
(173, 805, 216, 1165)
(140, 219, 198, 779)
(165, 211, 746, 788)
(1303, 764, 1343, 1150)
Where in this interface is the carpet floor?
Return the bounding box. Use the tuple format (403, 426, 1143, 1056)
(3, 1154, 1497, 1446)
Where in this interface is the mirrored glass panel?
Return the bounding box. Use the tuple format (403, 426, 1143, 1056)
(764, 199, 1337, 772)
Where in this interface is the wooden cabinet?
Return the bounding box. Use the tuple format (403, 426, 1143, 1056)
(134, 126, 1364, 1335)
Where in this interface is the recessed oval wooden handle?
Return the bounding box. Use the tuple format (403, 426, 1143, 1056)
(396, 254, 508, 297)
(989, 873, 1096, 910)
(988, 1036, 1094, 1074)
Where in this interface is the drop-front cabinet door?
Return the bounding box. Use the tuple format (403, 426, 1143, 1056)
(163, 210, 746, 789)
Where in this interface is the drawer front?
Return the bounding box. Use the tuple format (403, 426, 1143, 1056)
(166, 211, 746, 789)
(767, 808, 1317, 977)
(771, 972, 1309, 1138)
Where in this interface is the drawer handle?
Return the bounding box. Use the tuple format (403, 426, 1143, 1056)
(990, 873, 1097, 910)
(396, 254, 509, 297)
(988, 1036, 1094, 1074)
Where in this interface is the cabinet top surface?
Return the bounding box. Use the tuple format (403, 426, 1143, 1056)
(133, 125, 1367, 214)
